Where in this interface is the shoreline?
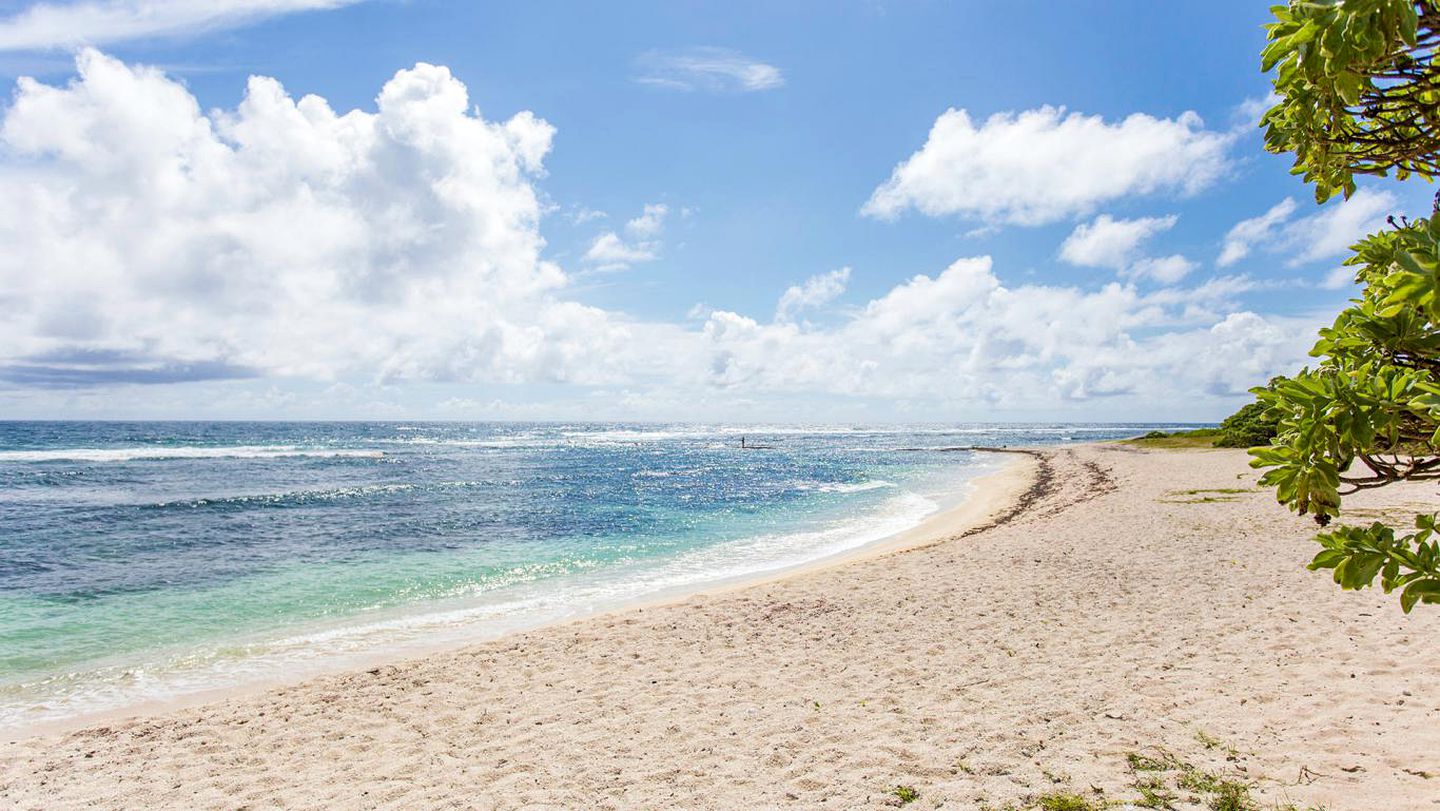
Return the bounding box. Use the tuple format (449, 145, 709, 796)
(2, 451, 1036, 741)
(6, 444, 1435, 810)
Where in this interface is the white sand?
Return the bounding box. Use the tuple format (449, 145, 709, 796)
(1, 444, 1436, 809)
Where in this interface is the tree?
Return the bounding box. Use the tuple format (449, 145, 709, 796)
(1252, 0, 1440, 611)
(1261, 0, 1440, 202)
(1214, 383, 1283, 448)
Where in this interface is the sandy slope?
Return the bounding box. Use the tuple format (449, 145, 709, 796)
(1, 445, 1437, 810)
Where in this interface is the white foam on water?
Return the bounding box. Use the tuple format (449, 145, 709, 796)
(0, 446, 385, 463)
(0, 462, 994, 731)
(795, 479, 896, 494)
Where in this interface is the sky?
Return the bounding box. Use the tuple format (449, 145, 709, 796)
(0, 0, 1432, 422)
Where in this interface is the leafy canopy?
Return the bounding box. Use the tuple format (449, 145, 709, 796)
(1215, 393, 1281, 448)
(1262, 0, 1440, 202)
(1253, 0, 1440, 611)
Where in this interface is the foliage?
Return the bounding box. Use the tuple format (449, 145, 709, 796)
(1127, 422, 1263, 449)
(890, 785, 919, 805)
(1122, 748, 1260, 811)
(1213, 401, 1279, 448)
(1248, 216, 1440, 610)
(1208, 780, 1259, 811)
(1125, 428, 1223, 449)
(1253, 1, 1440, 611)
(1033, 793, 1099, 811)
(1261, 0, 1440, 202)
(1309, 514, 1440, 611)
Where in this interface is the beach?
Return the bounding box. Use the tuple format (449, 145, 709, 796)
(2, 443, 1437, 809)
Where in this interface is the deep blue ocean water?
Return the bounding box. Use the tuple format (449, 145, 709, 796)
(0, 421, 1190, 727)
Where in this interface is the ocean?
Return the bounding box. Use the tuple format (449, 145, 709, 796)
(0, 421, 1187, 728)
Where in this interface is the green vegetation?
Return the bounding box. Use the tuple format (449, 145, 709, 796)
(1159, 488, 1258, 504)
(1131, 775, 1177, 808)
(1126, 751, 1179, 772)
(1261, 0, 1440, 202)
(890, 784, 919, 805)
(1122, 748, 1264, 811)
(1127, 413, 1276, 450)
(1033, 793, 1099, 811)
(1213, 401, 1280, 448)
(1250, 1, 1440, 611)
(998, 739, 1332, 811)
(1123, 430, 1222, 449)
(1208, 780, 1259, 811)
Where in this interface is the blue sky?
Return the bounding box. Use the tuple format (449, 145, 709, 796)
(0, 0, 1432, 421)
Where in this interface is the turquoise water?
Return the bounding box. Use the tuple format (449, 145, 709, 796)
(0, 421, 1187, 727)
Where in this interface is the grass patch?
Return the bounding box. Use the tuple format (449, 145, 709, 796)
(1176, 767, 1223, 793)
(891, 785, 920, 805)
(1207, 780, 1257, 811)
(1132, 776, 1177, 808)
(1159, 488, 1258, 504)
(1121, 433, 1220, 450)
(1126, 751, 1183, 772)
(1034, 792, 1101, 811)
(1122, 747, 1259, 811)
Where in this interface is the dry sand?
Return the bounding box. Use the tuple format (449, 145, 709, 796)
(1, 444, 1437, 809)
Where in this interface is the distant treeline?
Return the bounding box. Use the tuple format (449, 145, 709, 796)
(1136, 401, 1278, 449)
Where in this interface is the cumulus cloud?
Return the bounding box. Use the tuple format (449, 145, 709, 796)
(1320, 267, 1357, 290)
(1231, 93, 1280, 130)
(583, 233, 655, 267)
(0, 52, 1318, 418)
(1284, 188, 1397, 265)
(1059, 214, 1194, 283)
(583, 203, 668, 271)
(1217, 198, 1297, 266)
(568, 206, 607, 225)
(625, 203, 668, 238)
(698, 257, 1313, 405)
(0, 0, 363, 51)
(1216, 189, 1395, 269)
(1060, 214, 1177, 269)
(775, 268, 850, 322)
(634, 47, 783, 93)
(0, 49, 646, 387)
(862, 106, 1233, 225)
(1126, 255, 1197, 284)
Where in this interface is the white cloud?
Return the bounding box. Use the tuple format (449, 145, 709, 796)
(1231, 93, 1279, 130)
(582, 203, 668, 271)
(1127, 254, 1197, 284)
(0, 49, 649, 387)
(1216, 189, 1395, 268)
(700, 256, 1314, 404)
(1286, 188, 1396, 265)
(0, 52, 1319, 419)
(1060, 214, 1177, 269)
(1320, 267, 1356, 290)
(625, 203, 668, 238)
(583, 233, 656, 267)
(636, 47, 783, 92)
(1059, 214, 1194, 283)
(1217, 198, 1296, 266)
(568, 206, 607, 225)
(634, 47, 783, 92)
(862, 106, 1233, 225)
(775, 267, 850, 322)
(0, 0, 362, 51)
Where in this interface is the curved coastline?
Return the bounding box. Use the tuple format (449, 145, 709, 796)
(5, 446, 1438, 809)
(1, 451, 1037, 740)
